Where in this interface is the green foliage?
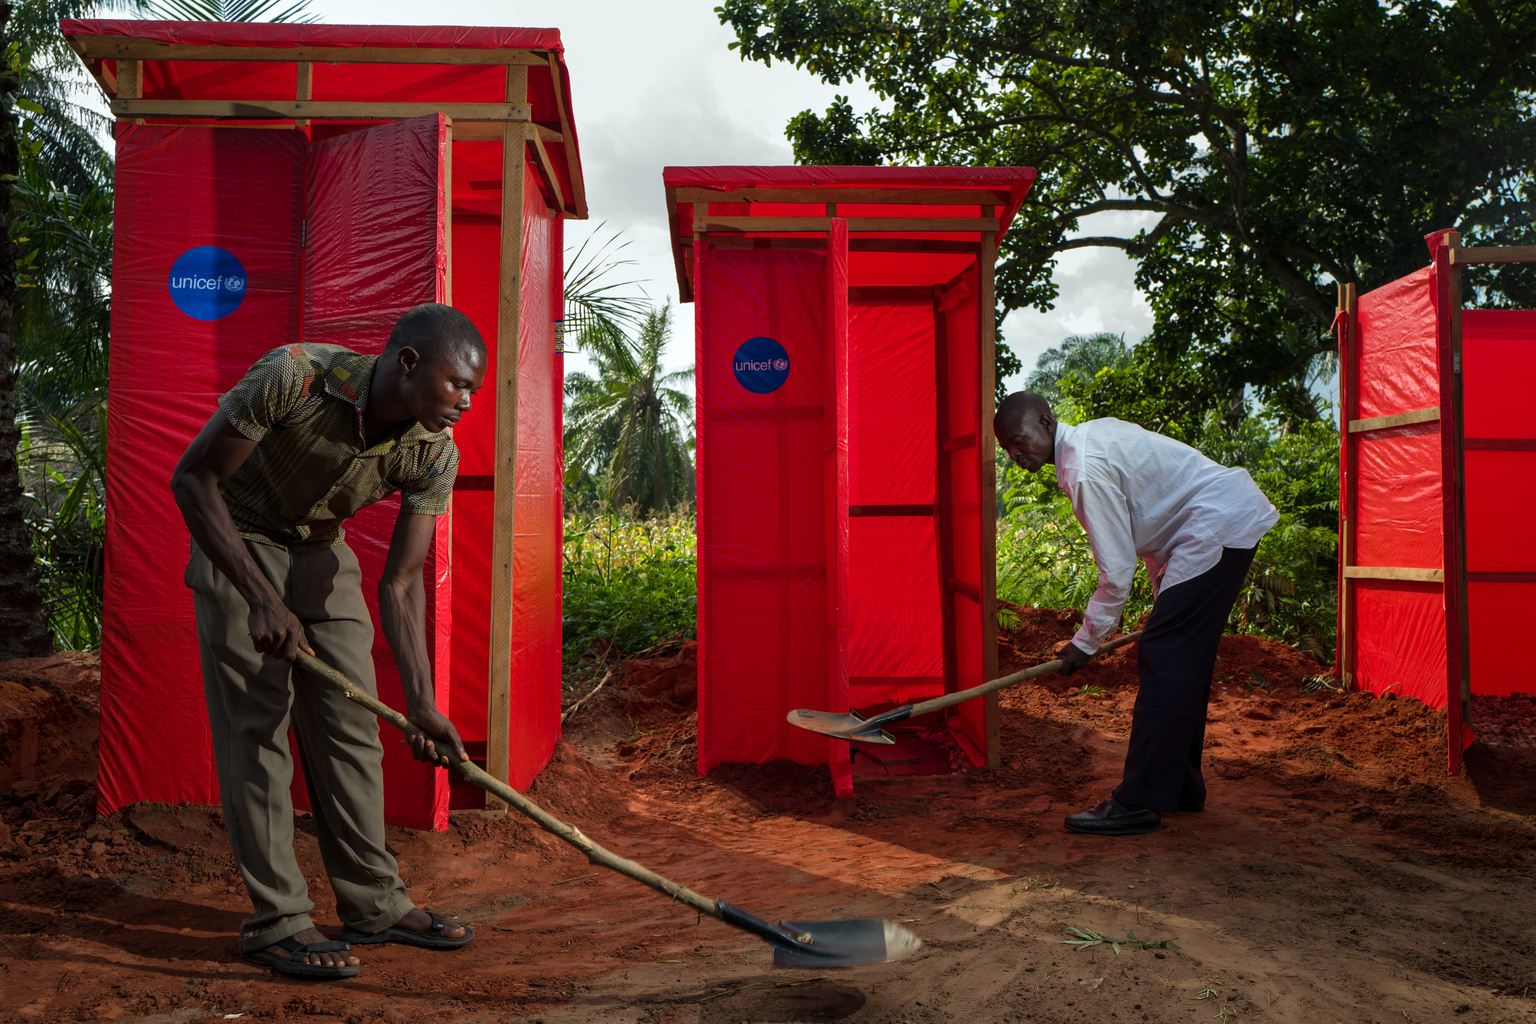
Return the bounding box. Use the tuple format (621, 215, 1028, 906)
(142, 0, 318, 22)
(1025, 332, 1130, 404)
(787, 95, 884, 165)
(1063, 925, 1180, 954)
(564, 305, 696, 514)
(561, 507, 698, 664)
(18, 404, 105, 650)
(716, 0, 1536, 406)
(563, 223, 653, 343)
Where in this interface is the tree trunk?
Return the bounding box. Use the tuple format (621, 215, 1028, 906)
(0, 1, 51, 658)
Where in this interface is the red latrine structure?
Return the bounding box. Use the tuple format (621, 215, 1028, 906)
(1337, 228, 1536, 775)
(63, 19, 586, 828)
(666, 166, 1036, 797)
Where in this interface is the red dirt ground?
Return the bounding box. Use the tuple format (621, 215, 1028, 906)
(5, 618, 1536, 1024)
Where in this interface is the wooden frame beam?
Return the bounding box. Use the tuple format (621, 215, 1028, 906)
(526, 128, 567, 213)
(979, 215, 1000, 769)
(1465, 437, 1536, 451)
(74, 36, 549, 65)
(697, 237, 982, 254)
(1448, 245, 1536, 265)
(1338, 282, 1358, 689)
(111, 98, 530, 121)
(542, 58, 585, 218)
(484, 65, 529, 813)
(1347, 406, 1440, 433)
(695, 215, 1000, 234)
(1343, 566, 1444, 582)
(676, 186, 1012, 206)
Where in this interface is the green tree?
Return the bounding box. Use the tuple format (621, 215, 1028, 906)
(717, 0, 1536, 412)
(1024, 331, 1129, 403)
(564, 305, 695, 514)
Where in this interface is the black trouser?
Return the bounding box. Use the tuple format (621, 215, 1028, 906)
(1112, 545, 1257, 813)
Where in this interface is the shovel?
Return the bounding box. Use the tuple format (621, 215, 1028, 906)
(294, 651, 921, 969)
(787, 630, 1142, 745)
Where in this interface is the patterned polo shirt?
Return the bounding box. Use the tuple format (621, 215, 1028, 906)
(217, 343, 459, 550)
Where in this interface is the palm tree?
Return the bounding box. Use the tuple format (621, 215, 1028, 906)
(563, 223, 650, 344)
(1025, 332, 1132, 402)
(564, 305, 694, 513)
(0, 3, 52, 657)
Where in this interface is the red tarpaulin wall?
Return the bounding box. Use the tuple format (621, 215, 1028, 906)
(101, 125, 306, 816)
(682, 167, 1033, 796)
(99, 113, 564, 825)
(1341, 236, 1536, 774)
(1462, 309, 1536, 703)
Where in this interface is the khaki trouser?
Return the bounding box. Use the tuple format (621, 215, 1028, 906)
(187, 538, 414, 952)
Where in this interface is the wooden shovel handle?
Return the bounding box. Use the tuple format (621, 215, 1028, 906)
(293, 650, 723, 921)
(903, 629, 1143, 720)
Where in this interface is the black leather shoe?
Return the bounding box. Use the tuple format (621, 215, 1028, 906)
(1064, 798, 1162, 835)
(1178, 800, 1205, 813)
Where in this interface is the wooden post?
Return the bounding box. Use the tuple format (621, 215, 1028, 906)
(117, 58, 141, 99)
(442, 117, 453, 305)
(295, 61, 311, 130)
(1338, 282, 1357, 688)
(484, 66, 528, 810)
(933, 291, 958, 695)
(979, 215, 1000, 768)
(117, 58, 144, 125)
(1441, 234, 1473, 729)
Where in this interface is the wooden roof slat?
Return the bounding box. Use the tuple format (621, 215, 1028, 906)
(676, 186, 1012, 206)
(73, 36, 549, 65)
(111, 98, 530, 121)
(695, 215, 1000, 234)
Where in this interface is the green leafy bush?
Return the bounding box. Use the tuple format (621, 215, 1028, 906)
(561, 505, 698, 664)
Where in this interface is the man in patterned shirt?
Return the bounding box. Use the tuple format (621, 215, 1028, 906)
(171, 303, 486, 978)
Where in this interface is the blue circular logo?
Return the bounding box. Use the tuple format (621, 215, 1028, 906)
(168, 246, 248, 321)
(732, 336, 791, 394)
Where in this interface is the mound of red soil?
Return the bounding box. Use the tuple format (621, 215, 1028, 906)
(0, 652, 99, 793)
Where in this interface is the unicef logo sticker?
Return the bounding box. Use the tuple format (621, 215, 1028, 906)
(732, 336, 791, 394)
(168, 246, 248, 321)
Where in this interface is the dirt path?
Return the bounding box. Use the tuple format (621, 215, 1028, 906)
(4, 620, 1536, 1024)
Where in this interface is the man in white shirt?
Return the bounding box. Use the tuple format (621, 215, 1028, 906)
(993, 392, 1279, 835)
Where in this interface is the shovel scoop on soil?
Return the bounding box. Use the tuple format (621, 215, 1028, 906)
(294, 651, 921, 969)
(789, 631, 1142, 745)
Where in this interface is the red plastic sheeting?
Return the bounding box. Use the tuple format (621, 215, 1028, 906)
(99, 114, 564, 827)
(1347, 266, 1446, 714)
(101, 125, 308, 820)
(688, 167, 1031, 795)
(694, 246, 834, 775)
(1462, 310, 1536, 700)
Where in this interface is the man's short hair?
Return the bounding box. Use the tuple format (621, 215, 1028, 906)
(384, 303, 486, 363)
(994, 391, 1053, 433)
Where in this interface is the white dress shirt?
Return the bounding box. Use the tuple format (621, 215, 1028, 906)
(1052, 418, 1279, 655)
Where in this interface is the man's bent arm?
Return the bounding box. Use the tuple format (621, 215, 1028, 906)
(1072, 477, 1140, 653)
(379, 508, 468, 766)
(171, 412, 312, 661)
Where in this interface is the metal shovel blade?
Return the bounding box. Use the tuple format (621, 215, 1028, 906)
(717, 900, 922, 968)
(784, 707, 899, 744)
(771, 917, 924, 969)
